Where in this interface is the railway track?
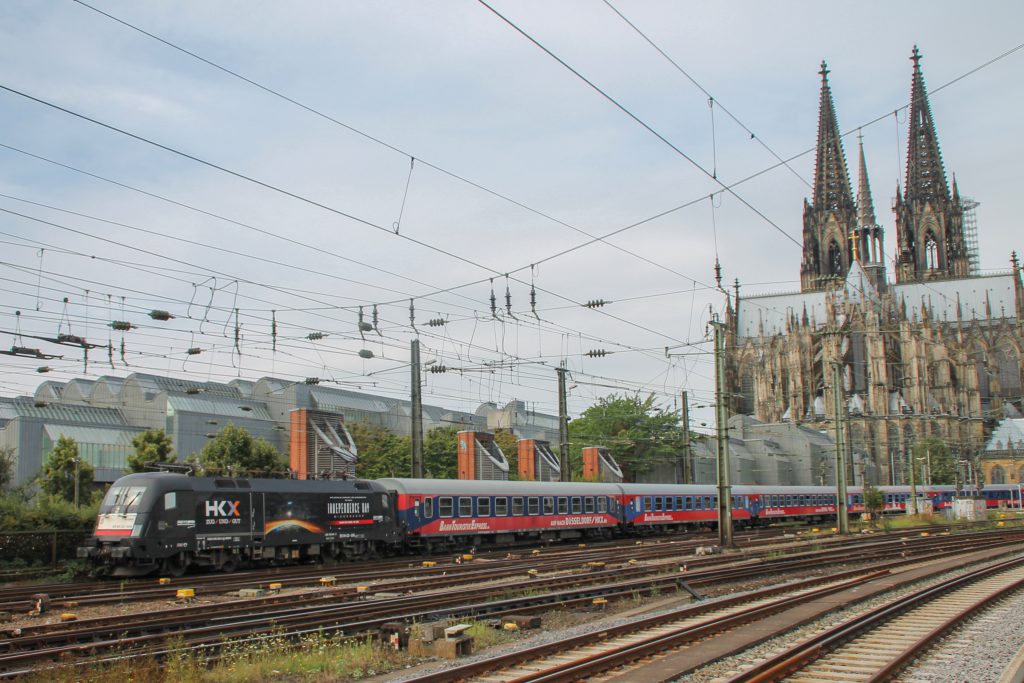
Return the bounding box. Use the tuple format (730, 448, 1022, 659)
(404, 570, 893, 683)
(724, 555, 1024, 682)
(4, 532, 1020, 679)
(397, 546, 1024, 683)
(0, 524, 972, 613)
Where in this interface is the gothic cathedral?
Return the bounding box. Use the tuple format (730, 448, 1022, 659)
(725, 48, 1024, 485)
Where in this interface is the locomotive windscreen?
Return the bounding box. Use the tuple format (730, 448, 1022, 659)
(95, 484, 148, 537)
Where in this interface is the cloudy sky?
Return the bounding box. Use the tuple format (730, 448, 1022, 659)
(1, 1, 1021, 430)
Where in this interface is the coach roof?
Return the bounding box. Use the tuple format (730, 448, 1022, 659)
(377, 478, 622, 497)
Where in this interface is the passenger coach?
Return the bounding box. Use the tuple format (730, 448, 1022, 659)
(378, 478, 622, 552)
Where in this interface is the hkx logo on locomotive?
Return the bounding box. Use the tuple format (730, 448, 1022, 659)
(205, 500, 242, 518)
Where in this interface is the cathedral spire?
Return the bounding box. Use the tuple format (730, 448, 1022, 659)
(812, 62, 854, 212)
(801, 62, 857, 292)
(856, 134, 876, 228)
(904, 46, 950, 204)
(894, 47, 969, 283)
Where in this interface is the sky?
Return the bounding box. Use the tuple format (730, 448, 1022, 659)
(0, 1, 1021, 432)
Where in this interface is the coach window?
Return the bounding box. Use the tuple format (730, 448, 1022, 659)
(557, 497, 568, 514)
(478, 497, 491, 517)
(528, 497, 540, 515)
(543, 497, 554, 515)
(439, 497, 454, 518)
(495, 497, 508, 516)
(423, 497, 434, 518)
(584, 497, 595, 513)
(597, 497, 607, 513)
(571, 496, 582, 514)
(674, 496, 683, 511)
(512, 497, 524, 516)
(458, 497, 473, 517)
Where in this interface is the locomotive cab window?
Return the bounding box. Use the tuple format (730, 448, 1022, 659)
(478, 497, 491, 516)
(495, 497, 508, 516)
(512, 497, 524, 516)
(439, 497, 454, 518)
(543, 497, 554, 515)
(163, 491, 176, 510)
(458, 497, 473, 517)
(100, 485, 147, 515)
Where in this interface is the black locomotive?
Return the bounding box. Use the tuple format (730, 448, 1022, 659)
(77, 472, 399, 576)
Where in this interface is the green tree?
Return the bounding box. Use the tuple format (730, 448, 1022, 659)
(493, 430, 520, 480)
(0, 445, 15, 490)
(349, 421, 411, 479)
(127, 428, 175, 473)
(423, 425, 459, 479)
(41, 435, 94, 504)
(195, 424, 288, 477)
(862, 482, 884, 518)
(911, 436, 955, 485)
(568, 393, 685, 480)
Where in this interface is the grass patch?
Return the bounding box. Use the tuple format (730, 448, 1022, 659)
(28, 631, 418, 683)
(466, 620, 518, 649)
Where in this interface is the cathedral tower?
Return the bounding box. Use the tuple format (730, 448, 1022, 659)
(801, 63, 857, 292)
(894, 47, 969, 282)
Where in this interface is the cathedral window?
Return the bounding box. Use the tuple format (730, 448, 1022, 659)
(974, 346, 992, 414)
(828, 240, 843, 276)
(994, 345, 1021, 398)
(991, 465, 1006, 485)
(924, 231, 939, 270)
(739, 364, 756, 415)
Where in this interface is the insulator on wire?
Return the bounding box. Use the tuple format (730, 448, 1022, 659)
(186, 347, 202, 355)
(57, 333, 87, 346)
(358, 306, 372, 332)
(426, 318, 446, 327)
(110, 321, 134, 331)
(36, 366, 51, 373)
(307, 332, 326, 341)
(358, 349, 374, 359)
(429, 365, 448, 374)
(149, 310, 173, 321)
(304, 377, 321, 385)
(585, 349, 609, 358)
(584, 299, 609, 309)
